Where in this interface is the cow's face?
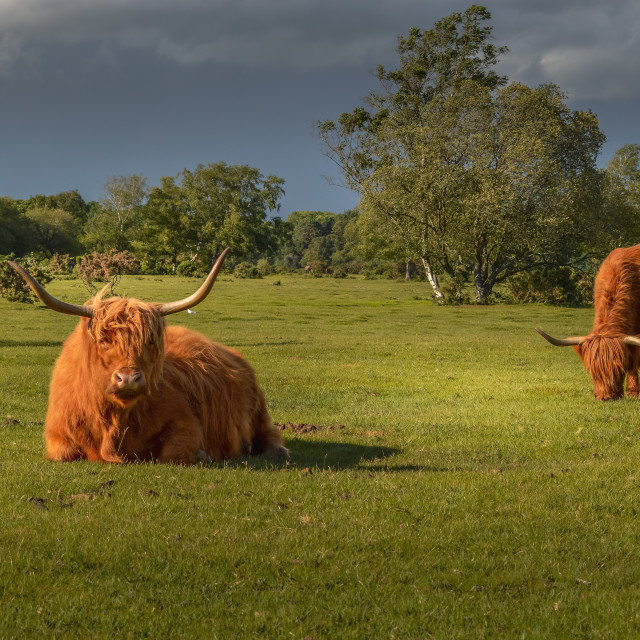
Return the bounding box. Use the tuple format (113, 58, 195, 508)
(88, 299, 166, 407)
(576, 337, 627, 401)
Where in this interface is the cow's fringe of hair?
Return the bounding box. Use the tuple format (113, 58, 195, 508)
(580, 336, 627, 378)
(88, 292, 166, 360)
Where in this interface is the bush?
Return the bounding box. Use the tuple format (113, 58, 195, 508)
(22, 251, 50, 269)
(441, 266, 471, 305)
(0, 257, 51, 303)
(506, 266, 594, 306)
(363, 263, 387, 279)
(306, 260, 327, 275)
(343, 260, 364, 275)
(233, 262, 262, 279)
(176, 260, 198, 277)
(256, 259, 272, 276)
(0, 259, 33, 303)
(48, 253, 76, 275)
(282, 253, 300, 270)
(76, 250, 140, 291)
(139, 257, 174, 275)
(332, 265, 348, 278)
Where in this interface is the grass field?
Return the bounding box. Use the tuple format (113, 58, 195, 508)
(1, 274, 639, 639)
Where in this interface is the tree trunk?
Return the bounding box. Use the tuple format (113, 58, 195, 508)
(405, 262, 412, 281)
(420, 258, 444, 300)
(474, 236, 491, 304)
(473, 261, 498, 304)
(474, 279, 489, 304)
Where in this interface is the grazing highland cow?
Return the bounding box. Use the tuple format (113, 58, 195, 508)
(10, 250, 288, 463)
(536, 245, 640, 400)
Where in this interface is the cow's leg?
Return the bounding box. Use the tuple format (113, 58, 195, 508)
(626, 347, 640, 397)
(249, 392, 289, 460)
(45, 432, 85, 461)
(46, 432, 123, 463)
(98, 436, 124, 463)
(156, 417, 206, 464)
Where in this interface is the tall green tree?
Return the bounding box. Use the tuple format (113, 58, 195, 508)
(177, 162, 285, 267)
(135, 175, 190, 272)
(83, 175, 148, 252)
(600, 144, 640, 248)
(0, 197, 35, 255)
(21, 190, 90, 224)
(260, 216, 294, 263)
(319, 5, 606, 302)
(23, 206, 81, 255)
(607, 144, 640, 197)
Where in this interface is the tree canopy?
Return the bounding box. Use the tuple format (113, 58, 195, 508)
(318, 5, 621, 302)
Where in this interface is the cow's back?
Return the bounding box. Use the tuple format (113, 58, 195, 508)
(593, 244, 640, 335)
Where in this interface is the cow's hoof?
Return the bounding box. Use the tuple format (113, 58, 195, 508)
(194, 449, 212, 464)
(265, 443, 290, 460)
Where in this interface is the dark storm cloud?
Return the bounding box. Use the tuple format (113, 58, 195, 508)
(0, 0, 637, 210)
(2, 0, 638, 98)
(490, 0, 640, 101)
(0, 0, 427, 72)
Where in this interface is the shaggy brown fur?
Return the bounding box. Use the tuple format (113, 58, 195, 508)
(44, 294, 288, 464)
(574, 245, 640, 400)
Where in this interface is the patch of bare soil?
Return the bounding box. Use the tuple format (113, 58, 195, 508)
(274, 422, 346, 434)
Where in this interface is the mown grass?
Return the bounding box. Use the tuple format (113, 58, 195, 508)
(1, 274, 639, 639)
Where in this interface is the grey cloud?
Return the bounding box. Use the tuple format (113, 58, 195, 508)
(0, 0, 636, 208)
(3, 0, 637, 100)
(0, 0, 428, 72)
(491, 0, 640, 100)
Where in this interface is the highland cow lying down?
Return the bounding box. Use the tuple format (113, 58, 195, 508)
(10, 249, 288, 464)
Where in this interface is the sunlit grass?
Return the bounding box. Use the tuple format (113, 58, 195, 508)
(1, 274, 639, 638)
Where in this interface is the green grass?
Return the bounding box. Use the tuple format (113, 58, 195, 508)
(1, 274, 639, 639)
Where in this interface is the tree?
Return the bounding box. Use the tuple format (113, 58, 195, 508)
(260, 216, 294, 264)
(135, 163, 285, 270)
(441, 81, 605, 301)
(302, 235, 335, 267)
(0, 197, 35, 255)
(607, 144, 640, 199)
(21, 190, 90, 224)
(24, 206, 81, 255)
(318, 5, 606, 302)
(319, 6, 506, 299)
(83, 175, 149, 252)
(135, 175, 190, 273)
(177, 162, 285, 267)
(597, 145, 640, 252)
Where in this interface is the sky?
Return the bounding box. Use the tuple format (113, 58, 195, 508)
(0, 0, 639, 219)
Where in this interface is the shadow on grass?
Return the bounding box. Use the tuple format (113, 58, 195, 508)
(229, 340, 307, 348)
(0, 340, 63, 348)
(218, 439, 399, 471)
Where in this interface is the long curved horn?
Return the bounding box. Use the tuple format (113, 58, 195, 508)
(622, 336, 640, 347)
(158, 248, 230, 316)
(535, 328, 585, 346)
(9, 261, 94, 318)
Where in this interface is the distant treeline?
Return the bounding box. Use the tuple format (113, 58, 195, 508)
(0, 164, 376, 278)
(0, 155, 636, 306)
